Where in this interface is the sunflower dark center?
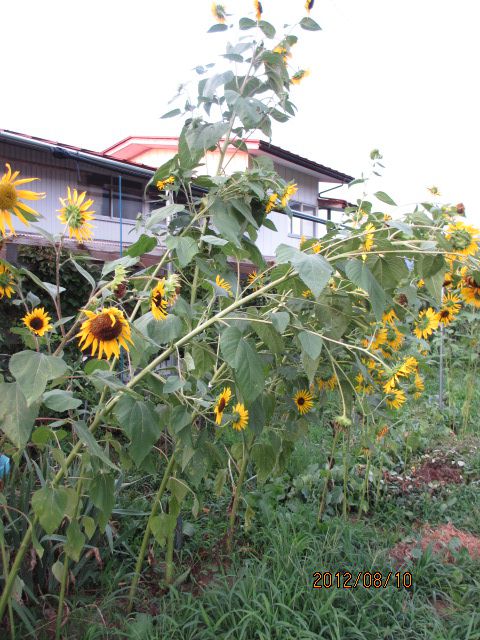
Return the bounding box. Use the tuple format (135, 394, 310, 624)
(0, 184, 17, 210)
(218, 398, 226, 412)
(297, 397, 305, 405)
(29, 317, 44, 330)
(153, 292, 164, 307)
(439, 310, 450, 318)
(466, 276, 480, 289)
(89, 314, 123, 341)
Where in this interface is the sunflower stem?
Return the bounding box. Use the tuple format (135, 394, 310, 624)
(226, 435, 253, 552)
(127, 453, 176, 613)
(1, 540, 15, 640)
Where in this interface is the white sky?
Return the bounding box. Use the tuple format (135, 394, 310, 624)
(2, 0, 478, 222)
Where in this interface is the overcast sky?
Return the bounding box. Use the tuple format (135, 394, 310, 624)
(2, 0, 478, 221)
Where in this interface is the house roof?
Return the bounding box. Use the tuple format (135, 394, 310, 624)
(103, 136, 354, 184)
(0, 129, 156, 178)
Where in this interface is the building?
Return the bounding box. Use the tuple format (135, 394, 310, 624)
(1, 129, 353, 264)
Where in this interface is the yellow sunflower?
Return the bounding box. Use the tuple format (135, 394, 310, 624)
(214, 387, 232, 425)
(446, 221, 479, 259)
(294, 389, 314, 414)
(291, 70, 310, 85)
(460, 275, 480, 308)
(0, 163, 44, 237)
(232, 402, 249, 431)
(413, 373, 425, 399)
(437, 293, 462, 325)
(211, 3, 226, 22)
(413, 308, 439, 340)
(385, 388, 406, 410)
(417, 278, 425, 288)
(254, 0, 262, 21)
(57, 187, 95, 242)
(383, 356, 417, 393)
(382, 309, 398, 326)
(362, 223, 375, 253)
(355, 373, 374, 395)
(312, 242, 321, 254)
(247, 270, 263, 290)
(23, 307, 53, 337)
(317, 374, 337, 392)
(265, 193, 278, 213)
(281, 183, 298, 207)
(151, 280, 169, 320)
(77, 308, 133, 359)
(302, 289, 313, 299)
(156, 176, 175, 191)
(0, 263, 15, 299)
(305, 0, 314, 13)
(215, 275, 232, 295)
(386, 325, 404, 352)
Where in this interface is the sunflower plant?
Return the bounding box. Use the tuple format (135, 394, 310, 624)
(0, 2, 479, 634)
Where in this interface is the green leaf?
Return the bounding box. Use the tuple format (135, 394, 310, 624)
(32, 486, 68, 534)
(211, 201, 243, 247)
(173, 236, 198, 267)
(170, 406, 193, 434)
(252, 443, 276, 483)
(202, 71, 235, 99)
(258, 20, 276, 38)
(192, 343, 216, 377)
(146, 204, 186, 230)
(150, 513, 177, 547)
(73, 421, 118, 470)
(10, 351, 68, 405)
(300, 16, 322, 30)
(125, 234, 157, 257)
(114, 397, 161, 466)
(374, 191, 397, 206)
(293, 252, 332, 298)
(345, 258, 387, 320)
(101, 255, 138, 277)
(70, 257, 96, 289)
(161, 108, 181, 118)
(64, 521, 86, 563)
(214, 468, 227, 496)
(167, 477, 189, 504)
(201, 234, 229, 246)
(90, 474, 115, 532)
(0, 383, 40, 448)
(82, 516, 96, 540)
(270, 311, 289, 334)
(247, 309, 284, 354)
(43, 390, 82, 412)
(220, 326, 264, 401)
(208, 22, 228, 32)
(301, 351, 320, 385)
(186, 122, 229, 151)
(298, 331, 323, 360)
(239, 17, 256, 29)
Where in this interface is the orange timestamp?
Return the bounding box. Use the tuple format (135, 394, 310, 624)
(312, 571, 412, 589)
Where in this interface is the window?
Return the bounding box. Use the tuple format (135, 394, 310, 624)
(289, 201, 320, 238)
(80, 172, 145, 221)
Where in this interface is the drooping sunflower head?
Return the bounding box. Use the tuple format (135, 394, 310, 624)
(232, 402, 249, 431)
(77, 307, 132, 359)
(291, 69, 310, 85)
(355, 373, 374, 395)
(214, 387, 232, 425)
(446, 221, 479, 259)
(247, 270, 263, 290)
(385, 388, 406, 410)
(382, 308, 398, 326)
(461, 275, 480, 308)
(254, 0, 262, 21)
(156, 176, 175, 191)
(305, 0, 315, 13)
(151, 279, 169, 321)
(0, 263, 15, 299)
(57, 187, 95, 242)
(23, 307, 53, 337)
(211, 2, 226, 22)
(265, 193, 278, 213)
(362, 223, 375, 253)
(438, 293, 462, 325)
(294, 389, 314, 415)
(413, 307, 439, 340)
(413, 373, 425, 399)
(215, 275, 232, 295)
(281, 183, 298, 207)
(0, 163, 44, 237)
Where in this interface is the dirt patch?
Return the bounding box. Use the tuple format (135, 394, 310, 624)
(390, 522, 480, 565)
(383, 456, 464, 495)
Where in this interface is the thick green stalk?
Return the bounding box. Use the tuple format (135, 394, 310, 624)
(127, 453, 175, 612)
(1, 540, 15, 639)
(226, 438, 252, 552)
(165, 526, 175, 585)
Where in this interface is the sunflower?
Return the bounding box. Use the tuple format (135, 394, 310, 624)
(355, 373, 373, 395)
(382, 309, 398, 326)
(215, 275, 232, 294)
(23, 307, 53, 337)
(312, 241, 321, 254)
(247, 271, 263, 290)
(461, 275, 480, 308)
(77, 308, 133, 359)
(232, 402, 249, 431)
(446, 221, 479, 259)
(0, 264, 15, 299)
(305, 0, 314, 13)
(437, 293, 462, 325)
(317, 374, 337, 392)
(57, 187, 95, 242)
(291, 70, 310, 85)
(280, 183, 298, 207)
(413, 373, 425, 399)
(413, 308, 439, 340)
(151, 280, 169, 320)
(214, 387, 232, 425)
(293, 389, 314, 415)
(383, 356, 417, 393)
(417, 278, 425, 288)
(376, 425, 389, 442)
(386, 325, 404, 352)
(362, 223, 375, 253)
(385, 388, 406, 410)
(302, 289, 313, 299)
(254, 0, 262, 21)
(265, 193, 278, 213)
(0, 163, 44, 237)
(211, 3, 226, 22)
(156, 176, 175, 191)
(443, 272, 453, 288)
(362, 326, 388, 351)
